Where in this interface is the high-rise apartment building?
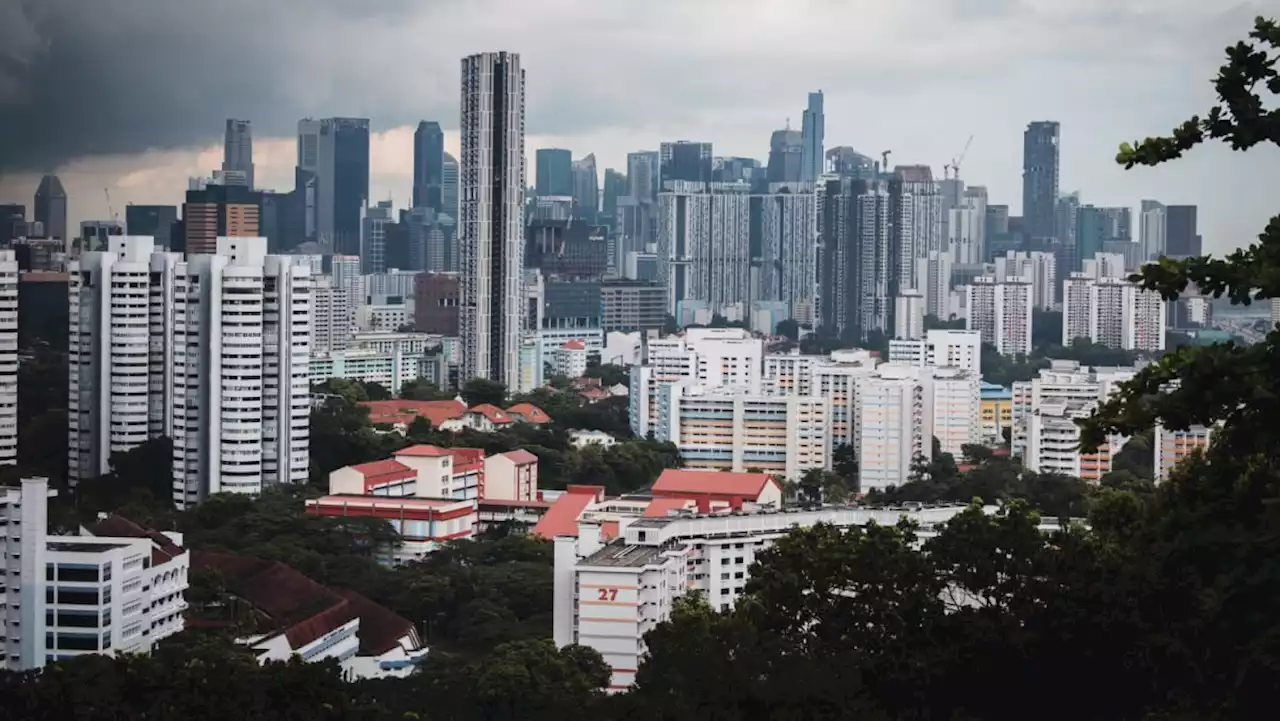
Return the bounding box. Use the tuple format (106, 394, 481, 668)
(659, 141, 713, 188)
(755, 190, 819, 319)
(915, 250, 951, 321)
(817, 178, 896, 338)
(1061, 259, 1165, 352)
(966, 276, 1033, 356)
(656, 182, 750, 314)
(312, 277, 353, 353)
(34, 175, 68, 244)
(1022, 121, 1060, 242)
(1014, 360, 1135, 479)
(361, 202, 394, 274)
(0, 251, 15, 466)
(459, 52, 526, 390)
(68, 236, 310, 505)
(297, 117, 370, 255)
(536, 148, 573, 197)
(1165, 205, 1200, 257)
(183, 184, 260, 254)
(800, 91, 825, 182)
(949, 192, 987, 265)
(856, 364, 930, 490)
(626, 151, 660, 204)
(994, 250, 1057, 310)
(413, 121, 446, 212)
(223, 119, 254, 188)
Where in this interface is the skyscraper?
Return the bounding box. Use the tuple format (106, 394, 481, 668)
(1022, 121, 1060, 242)
(125, 205, 179, 249)
(413, 121, 445, 211)
(296, 117, 370, 255)
(818, 178, 893, 340)
(223, 119, 254, 188)
(572, 153, 599, 222)
(442, 152, 460, 219)
(1165, 205, 1200, 257)
(801, 91, 825, 182)
(1139, 200, 1167, 261)
(766, 127, 803, 184)
(0, 251, 15, 466)
(602, 168, 627, 222)
(536, 148, 573, 197)
(33, 175, 67, 244)
(626, 151, 660, 203)
(460, 51, 526, 389)
(659, 141, 713, 188)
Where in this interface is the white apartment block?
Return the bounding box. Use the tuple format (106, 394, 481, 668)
(553, 504, 997, 690)
(1082, 253, 1128, 280)
(994, 250, 1056, 310)
(2, 477, 189, 671)
(763, 349, 879, 448)
(894, 290, 925, 340)
(628, 328, 764, 437)
(888, 329, 982, 375)
(171, 238, 311, 507)
(1062, 271, 1166, 352)
(312, 277, 353, 352)
(928, 366, 982, 458)
(68, 237, 183, 487)
(856, 364, 930, 490)
(651, 382, 831, 480)
(363, 270, 420, 299)
(69, 236, 311, 506)
(0, 251, 16, 466)
(915, 251, 952, 321)
(1011, 360, 1138, 463)
(966, 276, 1034, 356)
(1025, 398, 1126, 482)
(310, 331, 442, 396)
(948, 195, 986, 266)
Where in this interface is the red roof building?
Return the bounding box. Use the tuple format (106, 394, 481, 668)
(305, 495, 477, 560)
(361, 399, 466, 428)
(466, 404, 513, 430)
(651, 469, 783, 508)
(506, 403, 551, 424)
(531, 485, 607, 539)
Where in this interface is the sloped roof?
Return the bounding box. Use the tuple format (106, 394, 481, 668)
(501, 449, 539, 465)
(395, 444, 452, 458)
(506, 403, 551, 424)
(531, 487, 602, 539)
(361, 399, 466, 427)
(333, 589, 419, 656)
(643, 497, 693, 518)
(86, 515, 185, 563)
(652, 469, 778, 499)
(468, 404, 512, 423)
(349, 459, 415, 486)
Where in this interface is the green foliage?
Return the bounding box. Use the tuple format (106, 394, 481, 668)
(582, 360, 630, 388)
(923, 314, 964, 330)
(870, 445, 1093, 519)
(398, 378, 456, 401)
(460, 377, 507, 407)
(776, 318, 801, 340)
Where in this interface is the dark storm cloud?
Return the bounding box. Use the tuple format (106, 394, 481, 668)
(0, 0, 439, 172)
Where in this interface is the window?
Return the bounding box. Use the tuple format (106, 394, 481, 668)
(55, 633, 100, 651)
(56, 565, 100, 583)
(54, 588, 100, 606)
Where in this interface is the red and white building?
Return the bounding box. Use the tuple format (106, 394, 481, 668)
(310, 445, 545, 562)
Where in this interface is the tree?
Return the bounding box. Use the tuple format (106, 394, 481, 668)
(776, 318, 801, 341)
(583, 361, 629, 388)
(461, 378, 507, 407)
(400, 378, 455, 401)
(832, 444, 859, 490)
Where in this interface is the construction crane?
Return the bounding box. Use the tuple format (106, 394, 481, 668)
(950, 134, 974, 179)
(880, 149, 892, 172)
(103, 187, 117, 223)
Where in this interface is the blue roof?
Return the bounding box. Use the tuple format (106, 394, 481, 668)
(980, 382, 1012, 400)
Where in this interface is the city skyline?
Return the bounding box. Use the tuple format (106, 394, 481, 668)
(0, 0, 1272, 253)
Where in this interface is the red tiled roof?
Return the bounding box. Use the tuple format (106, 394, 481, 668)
(579, 387, 609, 400)
(193, 551, 358, 651)
(349, 459, 415, 487)
(506, 403, 551, 424)
(361, 399, 466, 427)
(86, 515, 185, 562)
(643, 497, 693, 518)
(501, 449, 539, 465)
(333, 589, 420, 656)
(562, 339, 586, 350)
(531, 488, 601, 538)
(395, 444, 452, 458)
(468, 404, 512, 423)
(573, 377, 602, 389)
(652, 469, 778, 499)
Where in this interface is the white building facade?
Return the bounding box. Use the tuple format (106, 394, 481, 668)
(0, 251, 16, 466)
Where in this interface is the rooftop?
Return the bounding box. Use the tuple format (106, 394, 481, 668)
(500, 449, 539, 465)
(47, 541, 132, 553)
(468, 404, 512, 423)
(361, 399, 466, 427)
(652, 469, 778, 498)
(580, 540, 668, 568)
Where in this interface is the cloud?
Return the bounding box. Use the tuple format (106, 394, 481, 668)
(0, 0, 1276, 253)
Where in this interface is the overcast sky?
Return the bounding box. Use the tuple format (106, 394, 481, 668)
(1, 0, 1277, 253)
